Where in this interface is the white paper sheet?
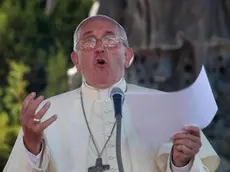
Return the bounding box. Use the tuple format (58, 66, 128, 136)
(125, 66, 217, 148)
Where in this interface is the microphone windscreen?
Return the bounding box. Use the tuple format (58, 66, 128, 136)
(110, 87, 124, 99)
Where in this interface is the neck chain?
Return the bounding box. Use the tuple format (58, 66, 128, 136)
(80, 89, 116, 158)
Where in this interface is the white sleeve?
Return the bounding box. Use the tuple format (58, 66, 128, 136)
(170, 159, 193, 172)
(24, 142, 43, 168)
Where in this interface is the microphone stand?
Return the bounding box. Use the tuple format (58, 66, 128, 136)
(110, 87, 125, 172)
(115, 114, 124, 172)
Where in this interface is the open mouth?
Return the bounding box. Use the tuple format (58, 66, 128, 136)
(96, 59, 106, 66)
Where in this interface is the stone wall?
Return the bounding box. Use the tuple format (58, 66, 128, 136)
(124, 43, 230, 171)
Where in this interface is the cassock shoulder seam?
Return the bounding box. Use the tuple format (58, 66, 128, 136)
(45, 88, 81, 102)
(127, 83, 163, 93)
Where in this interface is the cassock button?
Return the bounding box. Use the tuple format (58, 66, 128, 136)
(108, 144, 114, 148)
(106, 121, 114, 125)
(110, 168, 116, 172)
(109, 156, 115, 160)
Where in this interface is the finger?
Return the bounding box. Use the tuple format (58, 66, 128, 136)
(173, 139, 200, 152)
(26, 96, 44, 117)
(171, 133, 200, 143)
(21, 92, 36, 114)
(171, 130, 189, 140)
(172, 150, 191, 165)
(183, 125, 200, 137)
(173, 148, 185, 158)
(173, 145, 183, 154)
(38, 115, 58, 132)
(35, 101, 51, 119)
(176, 144, 196, 156)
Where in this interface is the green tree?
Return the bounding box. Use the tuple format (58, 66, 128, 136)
(0, 61, 30, 170)
(0, 0, 92, 170)
(44, 43, 68, 98)
(0, 0, 92, 95)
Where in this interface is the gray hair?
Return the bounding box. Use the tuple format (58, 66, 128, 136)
(73, 15, 129, 51)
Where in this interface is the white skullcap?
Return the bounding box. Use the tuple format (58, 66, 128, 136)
(73, 15, 128, 50)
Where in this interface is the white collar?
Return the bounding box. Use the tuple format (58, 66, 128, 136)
(81, 78, 127, 101)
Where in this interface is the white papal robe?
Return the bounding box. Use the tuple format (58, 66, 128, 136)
(3, 78, 220, 172)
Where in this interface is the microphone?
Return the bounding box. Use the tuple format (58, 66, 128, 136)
(110, 87, 124, 119)
(110, 87, 124, 172)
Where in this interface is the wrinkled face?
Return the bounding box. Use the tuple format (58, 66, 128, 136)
(71, 18, 133, 89)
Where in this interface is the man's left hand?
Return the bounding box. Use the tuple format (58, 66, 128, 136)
(170, 125, 202, 167)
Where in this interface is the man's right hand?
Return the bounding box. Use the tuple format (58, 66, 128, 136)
(20, 92, 57, 155)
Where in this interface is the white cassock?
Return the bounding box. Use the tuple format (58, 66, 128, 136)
(3, 78, 220, 172)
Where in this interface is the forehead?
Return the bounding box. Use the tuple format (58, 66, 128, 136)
(78, 18, 119, 37)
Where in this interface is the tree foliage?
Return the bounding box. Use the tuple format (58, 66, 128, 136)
(0, 0, 92, 170)
(0, 61, 29, 169)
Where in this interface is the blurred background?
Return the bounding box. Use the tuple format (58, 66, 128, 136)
(0, 0, 230, 171)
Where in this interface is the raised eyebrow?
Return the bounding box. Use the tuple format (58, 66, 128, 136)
(104, 31, 116, 36)
(81, 30, 116, 38)
(82, 31, 93, 37)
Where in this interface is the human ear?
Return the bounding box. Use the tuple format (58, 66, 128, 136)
(71, 51, 81, 72)
(124, 48, 134, 68)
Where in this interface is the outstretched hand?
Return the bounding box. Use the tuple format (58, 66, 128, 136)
(20, 92, 57, 155)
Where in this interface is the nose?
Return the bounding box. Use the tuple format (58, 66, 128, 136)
(94, 40, 105, 54)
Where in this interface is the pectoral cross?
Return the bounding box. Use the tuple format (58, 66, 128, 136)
(88, 158, 110, 172)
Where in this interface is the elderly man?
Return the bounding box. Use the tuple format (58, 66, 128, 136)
(3, 15, 219, 172)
